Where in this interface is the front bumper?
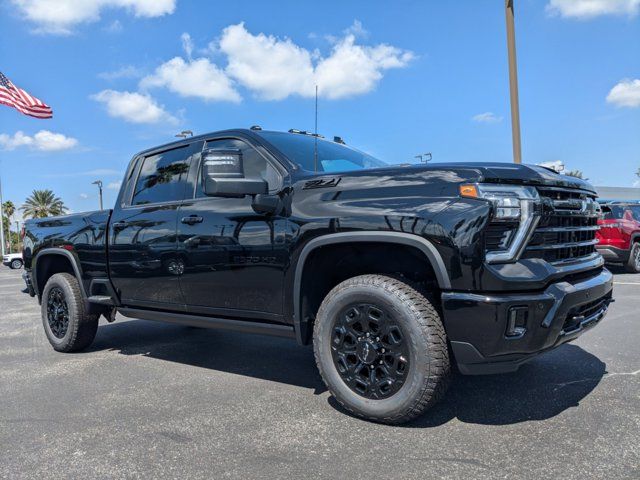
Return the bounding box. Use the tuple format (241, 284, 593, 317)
(442, 269, 613, 375)
(596, 246, 629, 263)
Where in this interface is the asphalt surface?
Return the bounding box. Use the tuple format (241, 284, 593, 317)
(0, 266, 638, 479)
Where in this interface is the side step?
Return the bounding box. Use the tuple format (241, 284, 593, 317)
(87, 295, 115, 306)
(118, 307, 296, 339)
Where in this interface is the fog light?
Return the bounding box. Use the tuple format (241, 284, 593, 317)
(506, 306, 528, 338)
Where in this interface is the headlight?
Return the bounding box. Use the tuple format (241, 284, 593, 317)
(460, 184, 541, 263)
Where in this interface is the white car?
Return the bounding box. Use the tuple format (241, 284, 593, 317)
(2, 253, 23, 269)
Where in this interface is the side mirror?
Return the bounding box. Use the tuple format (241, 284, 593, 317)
(201, 148, 268, 197)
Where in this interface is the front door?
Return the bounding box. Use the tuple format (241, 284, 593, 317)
(176, 137, 289, 321)
(109, 143, 198, 310)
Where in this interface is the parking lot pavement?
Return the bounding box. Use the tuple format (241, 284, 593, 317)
(0, 266, 638, 480)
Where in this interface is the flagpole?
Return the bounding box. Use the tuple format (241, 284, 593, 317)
(0, 169, 6, 257)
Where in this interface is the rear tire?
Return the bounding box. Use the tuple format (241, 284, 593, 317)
(313, 274, 450, 425)
(10, 259, 23, 269)
(41, 273, 99, 352)
(625, 242, 640, 273)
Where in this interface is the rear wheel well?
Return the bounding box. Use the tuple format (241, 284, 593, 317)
(35, 254, 76, 299)
(298, 242, 441, 344)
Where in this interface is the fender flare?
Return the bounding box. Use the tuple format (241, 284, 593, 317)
(292, 231, 451, 344)
(32, 248, 87, 299)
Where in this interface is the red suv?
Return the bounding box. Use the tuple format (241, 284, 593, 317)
(596, 201, 640, 273)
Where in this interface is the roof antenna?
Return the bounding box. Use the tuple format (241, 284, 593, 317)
(314, 85, 318, 173)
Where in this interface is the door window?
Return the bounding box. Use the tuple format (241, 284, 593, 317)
(132, 146, 192, 205)
(195, 139, 280, 197)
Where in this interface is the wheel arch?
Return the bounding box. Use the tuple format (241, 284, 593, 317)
(32, 249, 87, 302)
(292, 232, 451, 345)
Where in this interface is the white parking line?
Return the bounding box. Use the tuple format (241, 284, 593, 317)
(613, 282, 640, 285)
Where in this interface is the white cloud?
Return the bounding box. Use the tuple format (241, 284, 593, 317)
(141, 57, 241, 102)
(181, 32, 194, 60)
(472, 112, 503, 123)
(606, 79, 640, 107)
(108, 180, 123, 190)
(546, 0, 640, 19)
(104, 19, 123, 33)
(344, 20, 368, 39)
(98, 65, 143, 81)
(79, 193, 89, 199)
(91, 89, 177, 124)
(218, 22, 414, 101)
(11, 0, 177, 34)
(0, 130, 78, 151)
(315, 34, 415, 100)
(219, 23, 315, 101)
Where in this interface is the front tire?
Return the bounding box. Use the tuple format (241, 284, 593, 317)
(10, 259, 23, 269)
(625, 242, 640, 273)
(313, 274, 450, 424)
(41, 273, 99, 352)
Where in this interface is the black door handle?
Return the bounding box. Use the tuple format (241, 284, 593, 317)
(181, 215, 203, 225)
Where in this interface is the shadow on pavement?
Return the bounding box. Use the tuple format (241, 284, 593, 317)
(91, 319, 605, 426)
(90, 318, 327, 394)
(365, 344, 604, 428)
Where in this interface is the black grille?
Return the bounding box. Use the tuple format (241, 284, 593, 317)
(523, 186, 600, 264)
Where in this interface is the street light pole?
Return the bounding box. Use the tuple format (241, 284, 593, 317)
(505, 0, 522, 164)
(92, 180, 103, 210)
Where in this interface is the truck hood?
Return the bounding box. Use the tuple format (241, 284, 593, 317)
(354, 162, 597, 194)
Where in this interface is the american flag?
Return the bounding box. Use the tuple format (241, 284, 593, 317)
(0, 71, 53, 119)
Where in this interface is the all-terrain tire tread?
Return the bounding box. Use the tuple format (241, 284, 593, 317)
(42, 273, 99, 352)
(313, 274, 450, 425)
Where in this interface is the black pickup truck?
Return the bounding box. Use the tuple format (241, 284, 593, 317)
(22, 128, 613, 424)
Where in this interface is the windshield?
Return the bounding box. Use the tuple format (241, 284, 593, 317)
(256, 131, 387, 173)
(602, 205, 640, 221)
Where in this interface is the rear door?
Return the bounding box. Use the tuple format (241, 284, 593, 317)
(109, 143, 199, 310)
(176, 136, 289, 321)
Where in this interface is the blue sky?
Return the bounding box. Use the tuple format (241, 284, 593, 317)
(1, 0, 639, 220)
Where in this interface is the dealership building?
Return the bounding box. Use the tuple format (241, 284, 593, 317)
(595, 186, 640, 201)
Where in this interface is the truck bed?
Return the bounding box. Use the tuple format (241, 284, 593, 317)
(23, 210, 112, 296)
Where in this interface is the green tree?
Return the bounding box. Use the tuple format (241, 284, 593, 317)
(3, 200, 15, 220)
(20, 190, 67, 219)
(2, 201, 16, 252)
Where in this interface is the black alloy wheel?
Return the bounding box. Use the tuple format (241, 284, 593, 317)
(47, 287, 70, 339)
(331, 303, 410, 399)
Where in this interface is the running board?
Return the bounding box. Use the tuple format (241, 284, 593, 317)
(87, 295, 115, 306)
(117, 307, 296, 339)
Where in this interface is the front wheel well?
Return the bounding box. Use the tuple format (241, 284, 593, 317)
(297, 242, 442, 344)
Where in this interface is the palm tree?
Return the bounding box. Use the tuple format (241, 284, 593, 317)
(21, 190, 68, 219)
(3, 200, 15, 221)
(2, 201, 16, 251)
